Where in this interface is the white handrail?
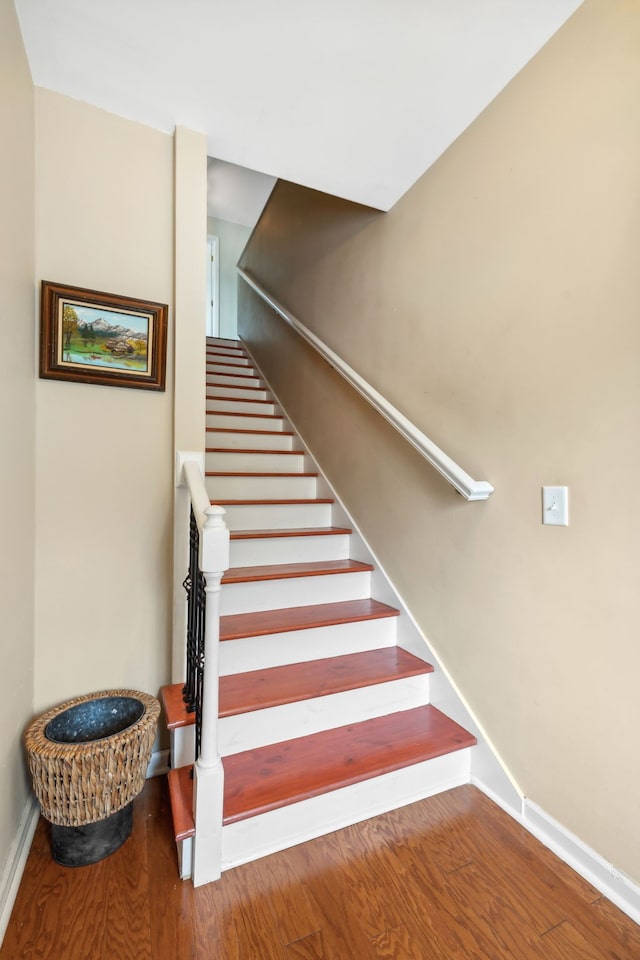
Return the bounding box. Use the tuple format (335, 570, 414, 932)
(237, 268, 494, 501)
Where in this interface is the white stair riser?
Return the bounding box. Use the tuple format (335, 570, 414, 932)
(206, 354, 250, 367)
(207, 373, 263, 389)
(171, 725, 195, 768)
(230, 533, 351, 566)
(206, 450, 305, 473)
(219, 676, 431, 755)
(207, 396, 277, 417)
(176, 837, 193, 880)
(219, 616, 397, 674)
(207, 362, 256, 376)
(207, 337, 241, 348)
(206, 474, 317, 499)
(207, 413, 283, 431)
(221, 501, 333, 530)
(209, 432, 294, 452)
(221, 748, 472, 871)
(220, 570, 372, 616)
(208, 387, 271, 403)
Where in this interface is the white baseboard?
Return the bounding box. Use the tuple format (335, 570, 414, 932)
(471, 773, 522, 822)
(522, 798, 640, 926)
(146, 749, 170, 778)
(475, 777, 640, 927)
(0, 749, 169, 947)
(0, 795, 39, 949)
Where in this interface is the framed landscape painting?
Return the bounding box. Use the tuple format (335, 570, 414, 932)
(40, 281, 168, 391)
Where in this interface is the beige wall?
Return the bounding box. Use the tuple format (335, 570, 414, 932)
(34, 91, 175, 711)
(0, 0, 36, 888)
(240, 0, 640, 883)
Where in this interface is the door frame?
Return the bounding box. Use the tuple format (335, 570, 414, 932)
(206, 236, 220, 337)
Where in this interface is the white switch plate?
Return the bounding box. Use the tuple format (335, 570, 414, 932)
(542, 486, 569, 526)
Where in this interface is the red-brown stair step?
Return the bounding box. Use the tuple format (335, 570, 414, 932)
(229, 527, 351, 540)
(167, 765, 195, 841)
(160, 683, 193, 730)
(222, 558, 372, 585)
(168, 705, 475, 840)
(221, 647, 432, 716)
(206, 447, 304, 455)
(160, 647, 431, 729)
(207, 356, 250, 362)
(206, 472, 317, 479)
(211, 429, 295, 437)
(220, 598, 399, 641)
(224, 706, 475, 823)
(206, 344, 249, 359)
(206, 413, 283, 423)
(213, 499, 333, 506)
(206, 383, 274, 394)
(207, 371, 260, 381)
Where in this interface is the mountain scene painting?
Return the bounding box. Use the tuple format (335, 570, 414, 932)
(58, 300, 153, 374)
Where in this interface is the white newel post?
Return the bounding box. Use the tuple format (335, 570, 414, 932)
(192, 503, 229, 886)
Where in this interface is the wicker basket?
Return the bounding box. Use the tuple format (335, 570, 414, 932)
(25, 689, 160, 828)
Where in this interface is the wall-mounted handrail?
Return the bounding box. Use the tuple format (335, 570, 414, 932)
(237, 268, 494, 501)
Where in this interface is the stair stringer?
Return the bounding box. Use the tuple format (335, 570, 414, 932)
(240, 340, 523, 822)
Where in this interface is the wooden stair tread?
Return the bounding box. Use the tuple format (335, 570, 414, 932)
(160, 649, 432, 729)
(230, 526, 351, 540)
(206, 363, 249, 371)
(220, 598, 399, 641)
(207, 355, 245, 360)
(210, 428, 294, 437)
(206, 387, 268, 395)
(222, 706, 476, 824)
(205, 350, 241, 357)
(167, 766, 194, 840)
(206, 447, 304, 455)
(222, 558, 372, 584)
(160, 682, 193, 730)
(206, 413, 283, 421)
(206, 370, 260, 381)
(167, 705, 474, 839)
(206, 471, 317, 478)
(222, 648, 432, 717)
(214, 498, 333, 505)
(206, 348, 247, 356)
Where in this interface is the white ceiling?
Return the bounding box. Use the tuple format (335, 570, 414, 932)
(15, 0, 583, 211)
(207, 158, 276, 228)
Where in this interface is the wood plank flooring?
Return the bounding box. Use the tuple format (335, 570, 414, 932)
(3, 778, 640, 959)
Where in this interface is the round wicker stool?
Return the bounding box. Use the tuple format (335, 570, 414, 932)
(25, 689, 160, 866)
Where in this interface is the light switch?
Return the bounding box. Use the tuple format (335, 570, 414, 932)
(542, 486, 569, 526)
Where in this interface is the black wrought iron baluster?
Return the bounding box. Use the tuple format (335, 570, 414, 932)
(182, 507, 199, 713)
(182, 505, 207, 761)
(193, 566, 206, 761)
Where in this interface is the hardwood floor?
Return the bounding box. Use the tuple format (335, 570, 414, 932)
(3, 779, 640, 959)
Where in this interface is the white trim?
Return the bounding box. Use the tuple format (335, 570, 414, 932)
(175, 449, 205, 487)
(0, 795, 39, 949)
(237, 267, 494, 501)
(471, 774, 522, 820)
(206, 236, 220, 338)
(522, 798, 640, 926)
(146, 749, 170, 778)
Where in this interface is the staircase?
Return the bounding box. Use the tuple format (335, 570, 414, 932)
(162, 336, 476, 880)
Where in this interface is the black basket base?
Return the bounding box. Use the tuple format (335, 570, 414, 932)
(50, 802, 133, 867)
